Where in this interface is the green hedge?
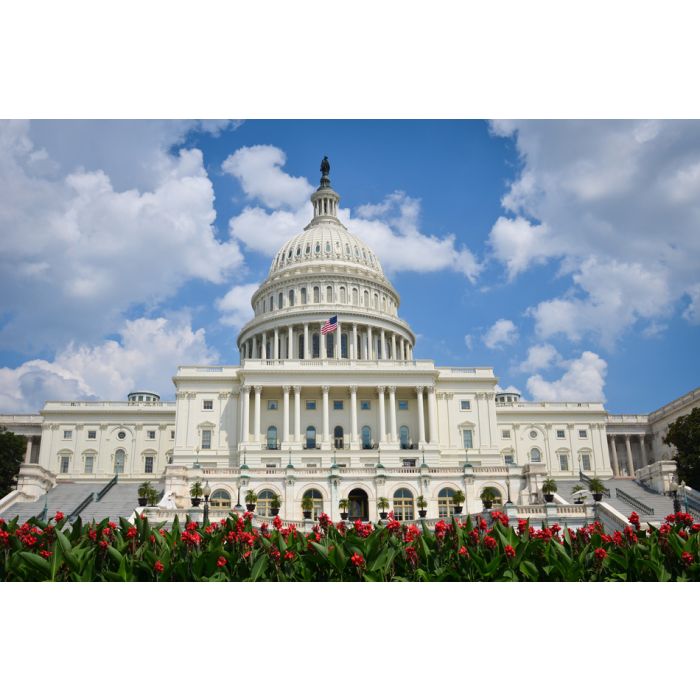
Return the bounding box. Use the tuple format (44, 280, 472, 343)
(1, 509, 698, 581)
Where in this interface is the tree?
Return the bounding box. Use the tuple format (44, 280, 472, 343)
(0, 427, 26, 498)
(664, 407, 700, 490)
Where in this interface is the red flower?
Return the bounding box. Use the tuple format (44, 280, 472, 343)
(216, 556, 227, 568)
(102, 527, 112, 537)
(54, 511, 64, 522)
(284, 550, 296, 561)
(88, 529, 97, 541)
(681, 551, 694, 566)
(154, 560, 164, 573)
(39, 549, 52, 559)
(0, 530, 9, 546)
(405, 546, 419, 566)
(458, 545, 468, 556)
(99, 540, 108, 549)
(126, 527, 138, 539)
(270, 547, 281, 562)
(629, 512, 641, 530)
(386, 518, 401, 533)
(483, 536, 497, 550)
(272, 515, 282, 530)
(185, 521, 199, 531)
(594, 547, 607, 561)
(504, 545, 516, 559)
(350, 552, 365, 568)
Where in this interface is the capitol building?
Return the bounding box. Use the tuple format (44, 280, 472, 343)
(1, 160, 698, 527)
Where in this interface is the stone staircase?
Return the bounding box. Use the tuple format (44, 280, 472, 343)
(0, 481, 107, 522)
(79, 481, 150, 522)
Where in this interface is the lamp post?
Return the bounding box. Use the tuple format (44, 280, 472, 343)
(672, 481, 681, 514)
(681, 480, 688, 514)
(202, 480, 211, 526)
(193, 446, 201, 470)
(233, 481, 245, 515)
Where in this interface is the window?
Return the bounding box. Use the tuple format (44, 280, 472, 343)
(303, 489, 324, 519)
(325, 333, 334, 358)
(334, 426, 344, 449)
(530, 448, 541, 463)
(170, 430, 175, 439)
(360, 400, 371, 410)
(361, 426, 372, 449)
(288, 289, 295, 306)
(312, 333, 320, 358)
(438, 488, 456, 518)
(559, 453, 569, 470)
(306, 400, 317, 410)
(502, 430, 511, 439)
(352, 288, 359, 305)
(305, 426, 317, 449)
(460, 400, 471, 410)
(313, 286, 320, 303)
(333, 400, 344, 410)
(278, 292, 283, 309)
(301, 287, 307, 304)
(393, 488, 414, 521)
(147, 430, 156, 440)
(266, 426, 278, 449)
(579, 429, 588, 438)
(326, 285, 333, 303)
(581, 453, 592, 471)
(87, 430, 97, 440)
(114, 449, 125, 474)
(463, 430, 473, 449)
(210, 489, 231, 509)
(340, 287, 346, 304)
(203, 400, 213, 410)
(400, 425, 410, 449)
(504, 454, 514, 465)
(60, 455, 70, 473)
(201, 430, 212, 449)
(257, 489, 276, 516)
(398, 400, 408, 410)
(556, 429, 565, 439)
(84, 455, 94, 474)
(363, 290, 369, 306)
(63, 430, 72, 439)
(117, 431, 126, 440)
(145, 456, 154, 473)
(268, 400, 278, 410)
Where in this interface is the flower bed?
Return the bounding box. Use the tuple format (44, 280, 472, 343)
(1, 509, 698, 581)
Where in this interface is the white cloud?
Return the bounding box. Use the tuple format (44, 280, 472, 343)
(683, 284, 700, 324)
(495, 384, 521, 395)
(489, 120, 700, 344)
(464, 334, 473, 351)
(0, 316, 218, 412)
(516, 343, 560, 373)
(527, 351, 607, 402)
(224, 147, 481, 280)
(0, 120, 243, 353)
(482, 319, 518, 349)
(216, 283, 260, 329)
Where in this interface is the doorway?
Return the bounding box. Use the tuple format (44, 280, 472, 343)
(348, 488, 369, 521)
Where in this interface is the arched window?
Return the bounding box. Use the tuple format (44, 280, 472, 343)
(381, 295, 386, 311)
(305, 244, 311, 255)
(210, 489, 231, 509)
(315, 242, 321, 254)
(296, 246, 301, 257)
(262, 299, 266, 313)
(361, 426, 372, 449)
(326, 285, 333, 303)
(363, 290, 369, 307)
(312, 333, 320, 358)
(326, 333, 334, 358)
(530, 448, 542, 463)
(303, 489, 324, 519)
(373, 293, 379, 308)
(266, 426, 278, 450)
(114, 449, 125, 474)
(288, 289, 295, 306)
(269, 295, 274, 311)
(298, 334, 305, 359)
(399, 425, 410, 449)
(341, 333, 348, 358)
(325, 241, 331, 253)
(334, 426, 344, 449)
(301, 287, 307, 305)
(340, 287, 346, 304)
(352, 288, 359, 305)
(438, 488, 456, 519)
(313, 286, 320, 303)
(257, 489, 276, 516)
(393, 488, 414, 521)
(278, 292, 283, 309)
(305, 426, 317, 449)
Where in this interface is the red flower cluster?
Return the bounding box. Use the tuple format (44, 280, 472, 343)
(182, 530, 202, 546)
(628, 512, 641, 531)
(405, 545, 418, 566)
(284, 550, 296, 561)
(217, 556, 227, 568)
(318, 513, 332, 529)
(126, 527, 138, 539)
(272, 515, 282, 530)
(350, 552, 365, 568)
(484, 536, 497, 550)
(403, 524, 421, 543)
(681, 551, 694, 566)
(594, 547, 607, 562)
(54, 511, 64, 523)
(504, 545, 516, 559)
(490, 511, 509, 527)
(353, 520, 373, 538)
(154, 560, 164, 573)
(458, 545, 468, 557)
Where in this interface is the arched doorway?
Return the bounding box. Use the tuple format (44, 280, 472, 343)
(348, 488, 369, 521)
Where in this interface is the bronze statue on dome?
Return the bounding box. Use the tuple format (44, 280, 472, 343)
(320, 155, 330, 177)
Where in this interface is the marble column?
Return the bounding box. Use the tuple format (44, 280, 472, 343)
(321, 324, 327, 359)
(283, 385, 290, 444)
(350, 385, 358, 446)
(416, 386, 426, 445)
(378, 386, 386, 445)
(367, 326, 373, 360)
(640, 435, 648, 468)
(380, 329, 386, 360)
(609, 435, 620, 476)
(391, 333, 396, 360)
(261, 332, 267, 360)
(294, 386, 302, 442)
(336, 320, 342, 359)
(303, 324, 309, 360)
(388, 385, 397, 442)
(254, 386, 262, 443)
(625, 435, 634, 475)
(352, 323, 358, 360)
(24, 436, 32, 464)
(241, 387, 250, 443)
(273, 328, 279, 360)
(428, 386, 438, 445)
(322, 385, 330, 445)
(287, 325, 294, 359)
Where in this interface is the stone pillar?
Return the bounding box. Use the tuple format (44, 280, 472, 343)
(24, 436, 32, 464)
(322, 386, 330, 445)
(416, 386, 426, 445)
(294, 386, 301, 442)
(350, 385, 358, 446)
(303, 323, 309, 360)
(274, 328, 279, 360)
(367, 326, 373, 360)
(388, 386, 397, 443)
(428, 386, 438, 445)
(640, 435, 648, 468)
(252, 336, 257, 359)
(287, 325, 294, 359)
(378, 386, 386, 445)
(283, 385, 290, 444)
(352, 323, 358, 360)
(380, 329, 386, 360)
(625, 435, 634, 475)
(241, 387, 250, 443)
(336, 320, 342, 359)
(609, 435, 620, 477)
(321, 324, 327, 359)
(254, 385, 262, 443)
(391, 333, 397, 360)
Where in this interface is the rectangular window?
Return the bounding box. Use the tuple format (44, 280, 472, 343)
(502, 430, 511, 439)
(306, 400, 316, 410)
(559, 454, 569, 470)
(268, 400, 278, 410)
(333, 400, 344, 410)
(84, 456, 94, 474)
(504, 454, 514, 465)
(147, 430, 156, 440)
(87, 430, 97, 440)
(203, 400, 213, 410)
(581, 454, 591, 471)
(460, 400, 471, 410)
(360, 400, 371, 410)
(579, 429, 588, 438)
(144, 456, 154, 473)
(463, 430, 473, 449)
(170, 430, 175, 439)
(60, 455, 70, 473)
(556, 429, 566, 439)
(201, 430, 212, 449)
(398, 400, 408, 410)
(63, 430, 72, 439)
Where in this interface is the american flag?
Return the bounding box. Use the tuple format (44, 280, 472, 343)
(321, 315, 338, 335)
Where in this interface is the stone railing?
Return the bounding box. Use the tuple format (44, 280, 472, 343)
(44, 401, 175, 409)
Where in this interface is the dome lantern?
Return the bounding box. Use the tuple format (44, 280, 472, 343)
(309, 155, 341, 224)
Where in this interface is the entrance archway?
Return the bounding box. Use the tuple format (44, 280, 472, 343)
(348, 488, 369, 521)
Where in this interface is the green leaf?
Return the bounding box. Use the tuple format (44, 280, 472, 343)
(19, 552, 51, 578)
(249, 554, 269, 582)
(519, 560, 539, 581)
(56, 530, 80, 572)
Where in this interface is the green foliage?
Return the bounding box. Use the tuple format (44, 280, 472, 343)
(542, 478, 558, 494)
(0, 427, 26, 499)
(270, 494, 282, 509)
(245, 490, 257, 504)
(189, 481, 203, 498)
(416, 495, 427, 509)
(480, 486, 499, 502)
(301, 497, 314, 511)
(664, 407, 700, 489)
(377, 497, 390, 511)
(452, 490, 465, 505)
(588, 478, 605, 494)
(338, 499, 349, 511)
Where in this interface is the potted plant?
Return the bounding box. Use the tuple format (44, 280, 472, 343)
(451, 489, 465, 515)
(146, 484, 159, 507)
(270, 494, 282, 516)
(338, 498, 349, 520)
(571, 484, 585, 504)
(589, 478, 605, 502)
(301, 496, 314, 520)
(416, 495, 427, 519)
(377, 496, 390, 519)
(245, 490, 257, 512)
(480, 486, 498, 510)
(542, 478, 557, 503)
(138, 481, 152, 507)
(189, 480, 203, 507)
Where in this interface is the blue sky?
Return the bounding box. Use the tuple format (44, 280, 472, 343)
(0, 119, 698, 414)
